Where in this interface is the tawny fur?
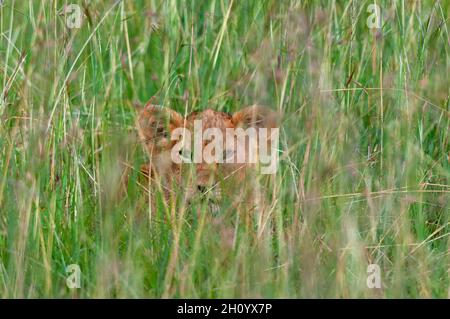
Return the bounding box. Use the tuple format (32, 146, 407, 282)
(136, 102, 278, 214)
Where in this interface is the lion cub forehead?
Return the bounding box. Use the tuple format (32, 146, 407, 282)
(186, 109, 233, 129)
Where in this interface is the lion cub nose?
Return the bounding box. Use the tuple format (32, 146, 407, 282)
(197, 185, 208, 193)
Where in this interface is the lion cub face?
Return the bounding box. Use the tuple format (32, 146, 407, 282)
(137, 103, 278, 208)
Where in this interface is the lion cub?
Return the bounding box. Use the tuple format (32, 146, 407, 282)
(136, 102, 278, 213)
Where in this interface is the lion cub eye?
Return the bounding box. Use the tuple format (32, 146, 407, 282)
(156, 127, 168, 138)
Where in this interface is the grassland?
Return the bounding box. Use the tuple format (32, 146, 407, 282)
(0, 0, 449, 298)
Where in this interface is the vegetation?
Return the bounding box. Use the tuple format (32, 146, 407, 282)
(0, 0, 449, 298)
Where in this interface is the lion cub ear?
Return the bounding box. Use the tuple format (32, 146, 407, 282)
(231, 105, 278, 129)
(137, 104, 183, 155)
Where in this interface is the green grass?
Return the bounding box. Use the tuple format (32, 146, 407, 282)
(0, 0, 449, 298)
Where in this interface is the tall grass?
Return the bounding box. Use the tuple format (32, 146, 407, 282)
(0, 0, 449, 298)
